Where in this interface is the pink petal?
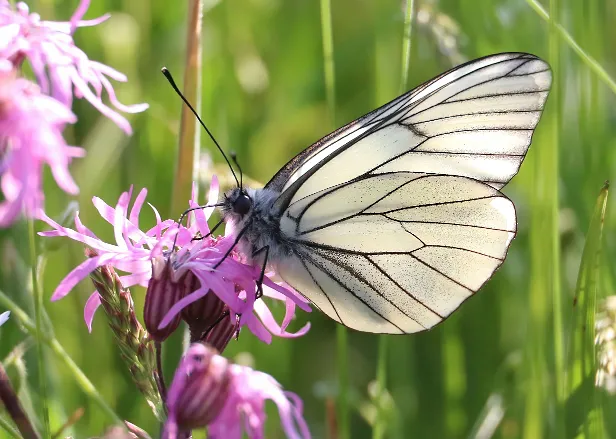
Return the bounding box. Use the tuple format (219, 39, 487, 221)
(92, 196, 150, 244)
(51, 253, 117, 301)
(205, 175, 219, 220)
(71, 14, 110, 28)
(68, 69, 133, 134)
(159, 286, 209, 329)
(47, 155, 79, 195)
(245, 314, 273, 344)
(190, 181, 198, 204)
(89, 61, 128, 82)
(281, 299, 296, 331)
(0, 24, 21, 52)
(74, 211, 98, 238)
(37, 210, 120, 253)
(253, 300, 311, 338)
(188, 199, 207, 236)
(262, 278, 311, 312)
(69, 0, 91, 32)
(99, 74, 149, 113)
(118, 272, 151, 288)
(84, 291, 101, 332)
(129, 187, 148, 227)
(112, 191, 130, 250)
(145, 203, 166, 240)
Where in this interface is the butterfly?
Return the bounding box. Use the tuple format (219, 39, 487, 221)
(217, 52, 551, 334)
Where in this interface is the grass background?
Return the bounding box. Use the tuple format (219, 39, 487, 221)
(1, 0, 616, 437)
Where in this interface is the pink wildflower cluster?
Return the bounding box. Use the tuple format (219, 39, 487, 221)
(39, 178, 311, 345)
(41, 179, 313, 437)
(0, 0, 147, 226)
(164, 343, 310, 439)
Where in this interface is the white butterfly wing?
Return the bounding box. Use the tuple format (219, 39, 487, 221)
(267, 53, 551, 204)
(266, 53, 550, 333)
(275, 173, 515, 333)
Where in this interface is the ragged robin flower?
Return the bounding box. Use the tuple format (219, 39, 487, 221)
(163, 342, 310, 439)
(0, 0, 147, 226)
(39, 178, 311, 345)
(0, 62, 81, 226)
(0, 0, 148, 133)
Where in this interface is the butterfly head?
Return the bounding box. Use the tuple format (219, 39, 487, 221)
(221, 187, 253, 224)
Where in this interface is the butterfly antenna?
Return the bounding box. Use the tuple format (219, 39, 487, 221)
(230, 152, 243, 189)
(161, 67, 240, 188)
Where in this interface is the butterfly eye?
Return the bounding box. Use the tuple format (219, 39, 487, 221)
(233, 193, 252, 216)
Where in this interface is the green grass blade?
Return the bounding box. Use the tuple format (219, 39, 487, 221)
(399, 0, 414, 94)
(319, 1, 347, 438)
(565, 182, 609, 437)
(468, 353, 522, 439)
(0, 416, 21, 439)
(548, 0, 564, 436)
(320, 0, 336, 124)
(28, 220, 50, 438)
(524, 0, 616, 96)
(373, 3, 414, 438)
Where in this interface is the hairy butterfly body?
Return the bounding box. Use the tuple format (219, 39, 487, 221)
(221, 52, 551, 334)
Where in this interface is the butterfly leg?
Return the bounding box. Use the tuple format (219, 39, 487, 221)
(191, 218, 224, 242)
(251, 245, 270, 300)
(212, 226, 248, 269)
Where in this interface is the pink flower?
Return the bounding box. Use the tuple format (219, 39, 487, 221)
(38, 179, 311, 344)
(0, 63, 82, 226)
(163, 343, 311, 439)
(0, 0, 148, 134)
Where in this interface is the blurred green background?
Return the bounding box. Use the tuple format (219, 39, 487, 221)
(1, 0, 616, 437)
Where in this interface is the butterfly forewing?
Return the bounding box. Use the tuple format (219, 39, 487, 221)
(268, 52, 551, 204)
(264, 52, 550, 333)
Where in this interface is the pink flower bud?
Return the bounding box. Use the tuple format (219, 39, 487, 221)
(163, 343, 232, 438)
(144, 257, 183, 342)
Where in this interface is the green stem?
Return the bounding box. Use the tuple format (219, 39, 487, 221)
(28, 219, 49, 438)
(320, 2, 347, 437)
(548, 0, 564, 437)
(373, 336, 388, 439)
(399, 0, 414, 94)
(374, 3, 414, 438)
(320, 0, 336, 123)
(0, 291, 124, 427)
(0, 417, 21, 439)
(525, 0, 616, 95)
(336, 325, 349, 439)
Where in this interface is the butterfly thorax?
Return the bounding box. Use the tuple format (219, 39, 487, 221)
(221, 187, 293, 262)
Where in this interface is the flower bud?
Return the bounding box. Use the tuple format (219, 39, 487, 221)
(201, 308, 239, 353)
(181, 286, 226, 341)
(164, 343, 232, 437)
(144, 256, 183, 342)
(164, 344, 311, 439)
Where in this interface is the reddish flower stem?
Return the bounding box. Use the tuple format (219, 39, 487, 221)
(0, 363, 39, 439)
(155, 341, 168, 406)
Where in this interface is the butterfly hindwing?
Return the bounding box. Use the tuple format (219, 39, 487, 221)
(275, 173, 515, 333)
